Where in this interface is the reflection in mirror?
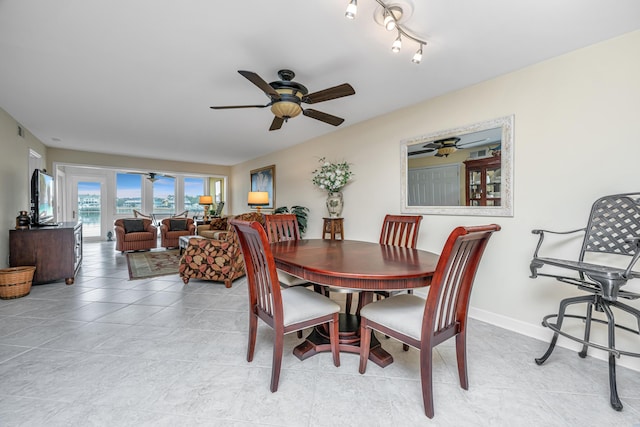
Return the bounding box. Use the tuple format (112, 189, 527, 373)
(400, 115, 513, 217)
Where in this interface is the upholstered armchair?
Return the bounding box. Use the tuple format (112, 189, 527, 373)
(179, 212, 265, 288)
(160, 217, 196, 249)
(114, 218, 157, 253)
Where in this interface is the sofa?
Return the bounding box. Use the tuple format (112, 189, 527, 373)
(114, 218, 157, 253)
(179, 212, 265, 288)
(196, 217, 230, 239)
(160, 217, 196, 249)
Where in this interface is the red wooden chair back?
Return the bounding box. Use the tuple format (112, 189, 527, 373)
(265, 214, 300, 243)
(379, 215, 423, 248)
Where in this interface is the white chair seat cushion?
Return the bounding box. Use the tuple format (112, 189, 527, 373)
(359, 294, 426, 341)
(281, 287, 340, 327)
(276, 269, 308, 287)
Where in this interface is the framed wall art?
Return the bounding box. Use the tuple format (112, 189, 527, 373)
(249, 164, 275, 210)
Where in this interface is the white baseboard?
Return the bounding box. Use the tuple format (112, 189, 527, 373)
(468, 306, 640, 372)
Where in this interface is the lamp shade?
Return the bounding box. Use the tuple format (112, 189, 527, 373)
(248, 191, 269, 205)
(199, 195, 213, 205)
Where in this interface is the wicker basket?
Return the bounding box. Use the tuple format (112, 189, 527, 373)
(0, 266, 36, 299)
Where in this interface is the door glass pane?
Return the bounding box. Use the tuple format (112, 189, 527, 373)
(78, 181, 101, 238)
(116, 173, 142, 215)
(486, 167, 501, 199)
(184, 177, 205, 215)
(470, 170, 482, 200)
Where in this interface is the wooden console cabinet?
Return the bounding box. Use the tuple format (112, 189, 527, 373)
(9, 222, 82, 285)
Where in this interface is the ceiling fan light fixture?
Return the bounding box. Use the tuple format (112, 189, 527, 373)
(391, 34, 402, 53)
(345, 0, 357, 19)
(271, 88, 303, 119)
(271, 101, 302, 119)
(437, 146, 457, 157)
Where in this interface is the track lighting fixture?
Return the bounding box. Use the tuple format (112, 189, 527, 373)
(345, 0, 427, 64)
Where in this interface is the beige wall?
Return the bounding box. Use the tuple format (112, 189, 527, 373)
(231, 30, 640, 369)
(0, 108, 48, 268)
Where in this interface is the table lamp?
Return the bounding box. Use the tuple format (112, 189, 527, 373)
(199, 195, 213, 220)
(248, 191, 269, 213)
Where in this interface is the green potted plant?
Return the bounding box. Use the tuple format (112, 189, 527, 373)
(273, 205, 309, 236)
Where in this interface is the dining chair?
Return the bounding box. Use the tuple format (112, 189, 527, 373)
(264, 214, 313, 288)
(530, 193, 640, 411)
(346, 214, 424, 314)
(230, 219, 341, 392)
(359, 224, 501, 418)
(265, 213, 324, 337)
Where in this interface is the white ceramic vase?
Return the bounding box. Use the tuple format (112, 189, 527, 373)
(326, 192, 343, 218)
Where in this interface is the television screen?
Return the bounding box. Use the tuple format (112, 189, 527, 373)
(31, 169, 55, 225)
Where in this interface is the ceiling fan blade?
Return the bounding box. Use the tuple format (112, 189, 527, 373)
(238, 70, 281, 100)
(423, 142, 441, 149)
(210, 104, 269, 110)
(269, 116, 284, 131)
(408, 149, 436, 156)
(303, 83, 355, 104)
(457, 138, 489, 148)
(303, 109, 345, 126)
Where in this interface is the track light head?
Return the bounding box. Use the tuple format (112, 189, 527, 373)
(345, 0, 357, 19)
(383, 11, 395, 31)
(412, 44, 423, 64)
(391, 35, 402, 53)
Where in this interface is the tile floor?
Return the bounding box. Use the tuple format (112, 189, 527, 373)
(1, 241, 639, 426)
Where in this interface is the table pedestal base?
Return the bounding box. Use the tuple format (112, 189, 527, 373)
(292, 313, 394, 367)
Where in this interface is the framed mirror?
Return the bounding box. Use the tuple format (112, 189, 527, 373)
(400, 115, 514, 217)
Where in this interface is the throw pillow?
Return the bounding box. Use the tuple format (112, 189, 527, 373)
(209, 218, 228, 230)
(169, 219, 187, 231)
(123, 219, 145, 233)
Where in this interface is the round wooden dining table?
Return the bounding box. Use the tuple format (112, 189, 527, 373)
(271, 239, 439, 367)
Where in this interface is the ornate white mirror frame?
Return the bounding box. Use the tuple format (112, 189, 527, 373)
(400, 115, 514, 217)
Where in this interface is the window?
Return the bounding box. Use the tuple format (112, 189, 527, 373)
(153, 175, 176, 215)
(211, 177, 224, 204)
(184, 177, 206, 214)
(116, 173, 142, 214)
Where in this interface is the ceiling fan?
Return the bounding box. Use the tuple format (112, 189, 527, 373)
(408, 137, 486, 157)
(133, 172, 174, 183)
(210, 69, 355, 131)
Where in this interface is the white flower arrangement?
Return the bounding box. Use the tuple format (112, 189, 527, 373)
(311, 157, 354, 193)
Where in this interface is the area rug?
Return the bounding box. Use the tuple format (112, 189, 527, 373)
(126, 249, 181, 280)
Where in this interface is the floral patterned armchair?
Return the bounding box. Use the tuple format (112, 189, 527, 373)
(179, 212, 265, 288)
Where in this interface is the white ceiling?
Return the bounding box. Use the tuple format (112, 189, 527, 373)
(1, 1, 639, 166)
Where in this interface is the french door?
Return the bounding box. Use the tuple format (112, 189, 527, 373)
(69, 176, 107, 241)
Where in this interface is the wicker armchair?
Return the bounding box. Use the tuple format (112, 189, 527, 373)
(179, 212, 265, 288)
(114, 218, 157, 253)
(160, 217, 196, 249)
